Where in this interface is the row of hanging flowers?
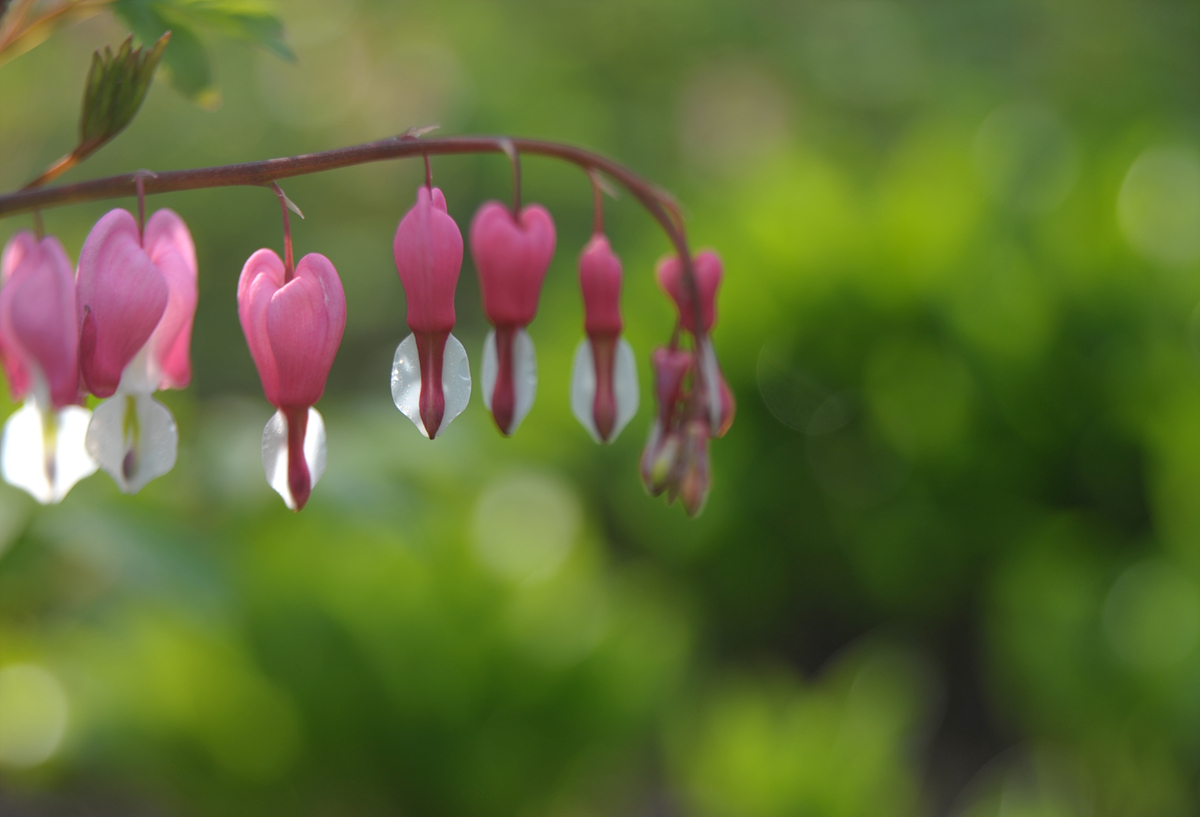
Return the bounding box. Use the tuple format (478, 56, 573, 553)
(0, 140, 733, 516)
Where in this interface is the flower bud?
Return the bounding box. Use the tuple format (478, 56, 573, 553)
(571, 235, 638, 443)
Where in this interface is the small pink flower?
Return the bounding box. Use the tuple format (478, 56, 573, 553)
(0, 231, 81, 409)
(76, 209, 170, 399)
(470, 201, 555, 435)
(655, 250, 723, 335)
(76, 208, 199, 494)
(640, 347, 692, 497)
(391, 185, 471, 439)
(238, 249, 346, 511)
(0, 231, 97, 504)
(570, 234, 638, 443)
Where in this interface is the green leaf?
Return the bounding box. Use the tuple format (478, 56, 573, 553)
(112, 0, 292, 105)
(113, 1, 219, 107)
(76, 32, 171, 158)
(159, 0, 295, 61)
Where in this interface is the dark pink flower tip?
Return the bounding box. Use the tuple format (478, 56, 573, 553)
(469, 201, 555, 328)
(655, 250, 723, 334)
(76, 209, 169, 398)
(237, 249, 346, 409)
(394, 185, 463, 335)
(579, 233, 623, 336)
(0, 231, 80, 409)
(142, 209, 198, 390)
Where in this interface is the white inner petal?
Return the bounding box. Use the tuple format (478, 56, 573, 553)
(261, 407, 327, 510)
(698, 337, 723, 431)
(86, 392, 178, 494)
(1, 401, 98, 504)
(480, 329, 537, 434)
(569, 339, 600, 443)
(391, 333, 472, 439)
(613, 337, 640, 440)
(569, 338, 640, 444)
(53, 406, 100, 501)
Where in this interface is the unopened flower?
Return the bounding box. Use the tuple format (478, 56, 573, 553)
(570, 234, 638, 442)
(0, 231, 97, 503)
(470, 201, 555, 435)
(640, 346, 692, 497)
(77, 208, 197, 493)
(238, 249, 345, 511)
(391, 185, 471, 439)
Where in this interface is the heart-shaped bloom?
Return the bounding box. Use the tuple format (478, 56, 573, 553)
(77, 208, 198, 494)
(0, 231, 97, 503)
(569, 234, 638, 443)
(655, 250, 722, 335)
(238, 249, 346, 511)
(391, 185, 471, 439)
(470, 201, 555, 435)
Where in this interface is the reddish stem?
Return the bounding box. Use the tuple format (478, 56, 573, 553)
(0, 135, 704, 332)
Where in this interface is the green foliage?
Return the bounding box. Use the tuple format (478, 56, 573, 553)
(112, 0, 292, 109)
(77, 33, 169, 158)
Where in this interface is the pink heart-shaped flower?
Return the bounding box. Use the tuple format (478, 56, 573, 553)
(470, 201, 556, 327)
(76, 209, 169, 398)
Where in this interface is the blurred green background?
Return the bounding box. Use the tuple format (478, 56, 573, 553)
(2, 0, 1200, 814)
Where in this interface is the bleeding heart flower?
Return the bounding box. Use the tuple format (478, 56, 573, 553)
(0, 231, 97, 503)
(570, 234, 638, 443)
(238, 248, 346, 511)
(655, 250, 722, 335)
(470, 201, 555, 435)
(391, 185, 471, 439)
(77, 208, 199, 494)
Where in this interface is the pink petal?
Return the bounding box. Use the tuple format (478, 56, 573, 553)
(655, 250, 723, 334)
(264, 253, 346, 409)
(76, 209, 169, 398)
(237, 249, 286, 406)
(0, 231, 42, 400)
(142, 209, 198, 390)
(394, 186, 463, 334)
(470, 201, 556, 327)
(0, 233, 80, 408)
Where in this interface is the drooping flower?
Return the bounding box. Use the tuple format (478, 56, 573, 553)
(570, 234, 638, 442)
(76, 208, 197, 493)
(640, 346, 692, 498)
(391, 185, 471, 439)
(238, 249, 345, 511)
(469, 201, 555, 435)
(0, 231, 97, 503)
(655, 250, 735, 437)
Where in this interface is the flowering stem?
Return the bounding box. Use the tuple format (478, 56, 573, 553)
(271, 182, 295, 282)
(588, 169, 604, 235)
(0, 133, 707, 334)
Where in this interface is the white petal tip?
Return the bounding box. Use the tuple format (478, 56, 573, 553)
(391, 333, 471, 439)
(262, 407, 326, 510)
